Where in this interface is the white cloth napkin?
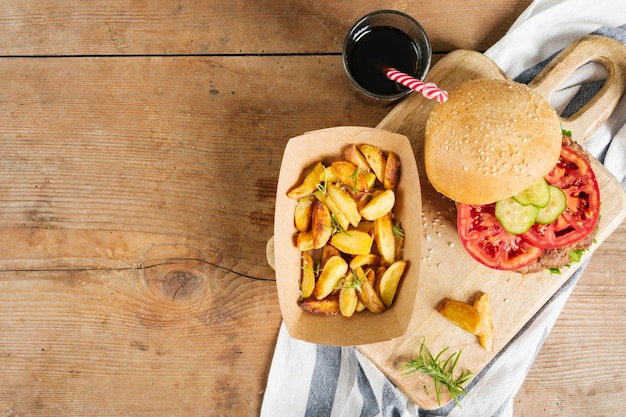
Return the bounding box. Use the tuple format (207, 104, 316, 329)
(261, 1, 626, 416)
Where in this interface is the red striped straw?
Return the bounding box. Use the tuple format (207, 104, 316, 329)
(386, 68, 448, 103)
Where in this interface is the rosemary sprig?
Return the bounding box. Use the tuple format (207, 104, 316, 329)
(300, 259, 321, 277)
(335, 269, 366, 291)
(402, 339, 474, 408)
(349, 167, 361, 193)
(316, 165, 329, 194)
(393, 222, 405, 238)
(323, 213, 348, 236)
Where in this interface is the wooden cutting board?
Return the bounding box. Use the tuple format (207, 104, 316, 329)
(357, 34, 626, 409)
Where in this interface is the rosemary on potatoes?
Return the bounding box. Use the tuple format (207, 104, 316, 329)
(402, 339, 474, 407)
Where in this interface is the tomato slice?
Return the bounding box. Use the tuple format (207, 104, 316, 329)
(521, 145, 600, 249)
(457, 203, 542, 270)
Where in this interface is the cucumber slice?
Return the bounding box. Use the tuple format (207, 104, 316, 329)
(536, 185, 567, 224)
(495, 197, 539, 234)
(513, 178, 550, 208)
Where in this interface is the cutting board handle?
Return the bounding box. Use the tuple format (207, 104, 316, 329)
(528, 34, 626, 141)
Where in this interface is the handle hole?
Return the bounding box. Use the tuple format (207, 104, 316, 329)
(549, 61, 608, 117)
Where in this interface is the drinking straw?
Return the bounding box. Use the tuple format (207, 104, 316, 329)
(386, 68, 448, 103)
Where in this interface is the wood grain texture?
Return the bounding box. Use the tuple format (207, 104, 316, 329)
(0, 1, 530, 55)
(514, 218, 626, 417)
(0, 0, 624, 415)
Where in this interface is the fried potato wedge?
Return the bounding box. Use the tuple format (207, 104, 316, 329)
(331, 160, 359, 186)
(330, 230, 373, 256)
(374, 212, 396, 265)
(299, 295, 341, 315)
(300, 251, 316, 299)
(318, 163, 337, 183)
(378, 260, 407, 307)
(383, 151, 400, 190)
(339, 272, 359, 318)
(358, 275, 386, 313)
(349, 190, 372, 211)
(359, 144, 386, 184)
(360, 189, 395, 221)
(296, 232, 314, 251)
(474, 292, 495, 352)
(321, 243, 341, 268)
(294, 195, 315, 233)
(339, 286, 358, 317)
(352, 219, 374, 235)
(288, 161, 325, 199)
(349, 253, 381, 270)
(438, 300, 481, 335)
(327, 182, 362, 227)
(331, 161, 376, 192)
(344, 143, 372, 173)
(314, 190, 350, 231)
(311, 199, 332, 249)
(314, 255, 348, 300)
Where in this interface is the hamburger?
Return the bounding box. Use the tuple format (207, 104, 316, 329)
(424, 78, 600, 273)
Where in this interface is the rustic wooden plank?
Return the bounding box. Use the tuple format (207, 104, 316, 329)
(0, 268, 281, 415)
(0, 0, 531, 55)
(514, 218, 626, 416)
(0, 55, 391, 276)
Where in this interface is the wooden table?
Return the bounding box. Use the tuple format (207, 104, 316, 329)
(0, 2, 623, 416)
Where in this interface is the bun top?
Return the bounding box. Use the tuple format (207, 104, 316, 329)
(424, 78, 562, 205)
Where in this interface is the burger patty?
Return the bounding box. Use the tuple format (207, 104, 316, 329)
(517, 229, 595, 274)
(517, 135, 597, 274)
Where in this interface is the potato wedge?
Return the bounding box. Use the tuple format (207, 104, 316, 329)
(311, 199, 332, 249)
(344, 143, 372, 173)
(339, 286, 358, 317)
(314, 255, 348, 300)
(351, 266, 370, 283)
(294, 195, 315, 232)
(474, 292, 495, 352)
(339, 272, 359, 318)
(299, 295, 341, 315)
(300, 251, 316, 299)
(383, 151, 400, 190)
(296, 232, 314, 251)
(331, 160, 359, 186)
(314, 190, 350, 231)
(288, 161, 325, 199)
(378, 260, 407, 307)
(349, 253, 381, 270)
(327, 182, 361, 227)
(352, 219, 374, 235)
(330, 230, 373, 256)
(349, 190, 372, 211)
(331, 161, 376, 192)
(358, 274, 386, 313)
(359, 144, 386, 184)
(438, 300, 481, 335)
(321, 243, 342, 268)
(319, 163, 338, 183)
(374, 212, 396, 265)
(360, 189, 395, 221)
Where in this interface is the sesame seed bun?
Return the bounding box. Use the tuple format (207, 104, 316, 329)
(424, 78, 562, 205)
